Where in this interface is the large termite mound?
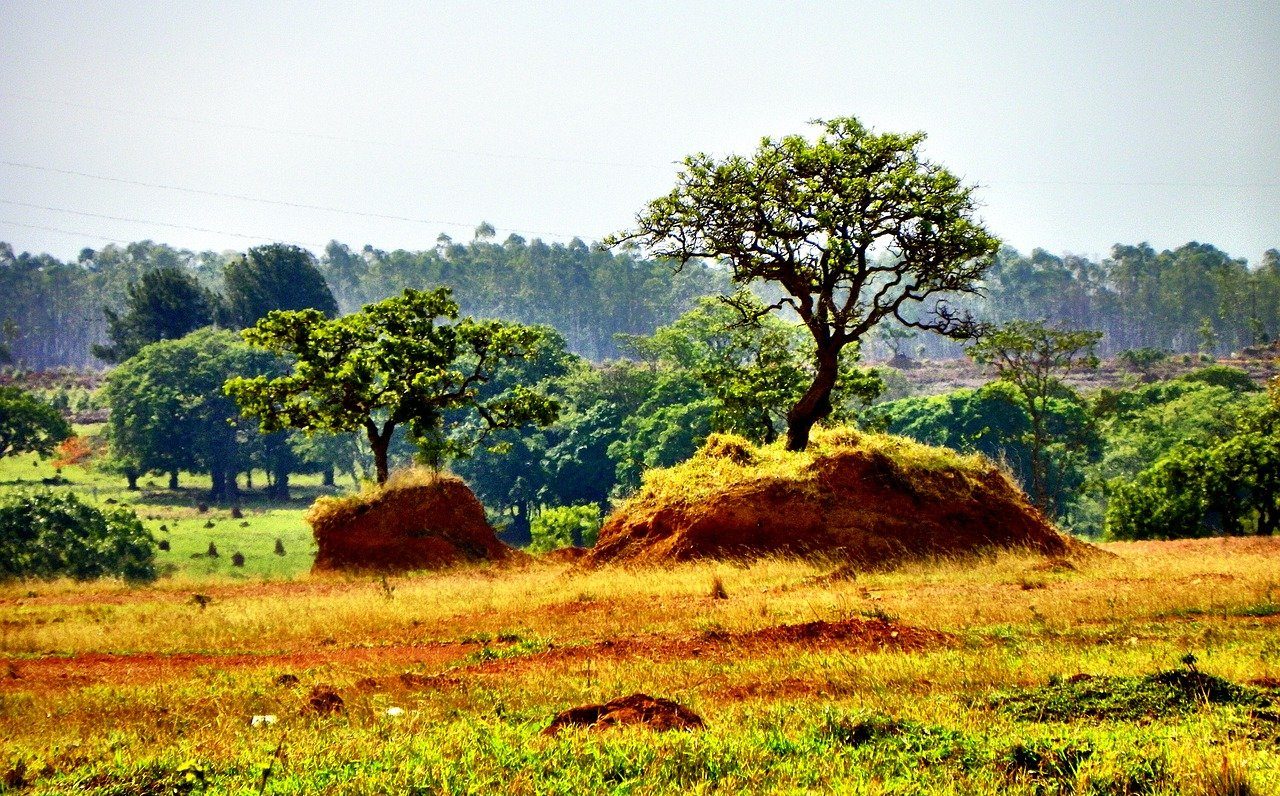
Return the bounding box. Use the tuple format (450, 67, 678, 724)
(587, 429, 1069, 567)
(307, 470, 519, 573)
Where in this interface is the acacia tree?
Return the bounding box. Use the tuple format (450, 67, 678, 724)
(609, 117, 999, 450)
(966, 320, 1102, 513)
(225, 287, 560, 484)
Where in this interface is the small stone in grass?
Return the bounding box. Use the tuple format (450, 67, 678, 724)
(231, 551, 245, 567)
(250, 714, 278, 727)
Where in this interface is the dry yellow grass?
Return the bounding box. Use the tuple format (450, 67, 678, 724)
(2, 536, 1278, 793)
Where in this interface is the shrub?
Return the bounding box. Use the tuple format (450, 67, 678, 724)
(0, 490, 157, 582)
(530, 504, 602, 551)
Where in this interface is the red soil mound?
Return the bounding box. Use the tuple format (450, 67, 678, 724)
(588, 433, 1068, 567)
(308, 473, 519, 573)
(543, 693, 704, 735)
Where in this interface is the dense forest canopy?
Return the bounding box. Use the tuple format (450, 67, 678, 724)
(0, 236, 1276, 371)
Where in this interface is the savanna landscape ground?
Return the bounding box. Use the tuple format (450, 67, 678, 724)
(3, 436, 1280, 794)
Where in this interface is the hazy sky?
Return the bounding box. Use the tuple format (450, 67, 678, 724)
(2, 1, 1277, 265)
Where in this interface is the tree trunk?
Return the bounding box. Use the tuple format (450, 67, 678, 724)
(505, 503, 532, 547)
(210, 468, 226, 501)
(322, 467, 335, 487)
(370, 433, 391, 484)
(125, 469, 139, 491)
(270, 464, 290, 501)
(785, 345, 841, 451)
(168, 470, 179, 490)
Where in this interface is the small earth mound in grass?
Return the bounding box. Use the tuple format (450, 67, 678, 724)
(305, 684, 344, 715)
(991, 669, 1275, 722)
(731, 618, 954, 652)
(587, 429, 1069, 567)
(543, 693, 704, 736)
(307, 470, 520, 573)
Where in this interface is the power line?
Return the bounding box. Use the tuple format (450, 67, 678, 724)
(0, 199, 325, 250)
(0, 159, 583, 239)
(0, 218, 133, 245)
(0, 91, 670, 172)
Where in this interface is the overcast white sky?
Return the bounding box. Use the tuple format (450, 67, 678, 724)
(1, 1, 1277, 264)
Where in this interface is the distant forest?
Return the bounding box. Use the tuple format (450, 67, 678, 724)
(1, 235, 1277, 370)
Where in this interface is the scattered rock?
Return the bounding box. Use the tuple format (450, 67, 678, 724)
(157, 539, 170, 551)
(231, 551, 245, 567)
(274, 673, 300, 687)
(190, 594, 212, 610)
(250, 714, 277, 727)
(543, 693, 704, 736)
(274, 538, 286, 556)
(305, 684, 344, 716)
(206, 542, 218, 557)
(197, 503, 209, 513)
(204, 520, 216, 529)
(231, 506, 244, 519)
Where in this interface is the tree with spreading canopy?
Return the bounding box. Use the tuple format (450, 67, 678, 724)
(92, 265, 220, 363)
(608, 116, 999, 450)
(225, 287, 560, 484)
(0, 386, 72, 460)
(966, 320, 1102, 513)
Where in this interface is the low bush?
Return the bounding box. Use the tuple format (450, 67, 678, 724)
(0, 490, 157, 582)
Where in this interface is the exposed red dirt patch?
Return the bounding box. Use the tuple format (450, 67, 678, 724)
(309, 473, 522, 573)
(543, 693, 704, 735)
(588, 435, 1068, 568)
(467, 618, 957, 677)
(0, 642, 476, 694)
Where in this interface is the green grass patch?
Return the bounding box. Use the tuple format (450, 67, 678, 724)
(990, 668, 1274, 722)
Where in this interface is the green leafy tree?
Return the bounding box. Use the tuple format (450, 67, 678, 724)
(103, 328, 282, 499)
(92, 266, 220, 363)
(223, 243, 339, 329)
(966, 320, 1102, 513)
(875, 381, 1101, 527)
(226, 287, 559, 484)
(0, 386, 73, 459)
(0, 491, 156, 582)
(1107, 376, 1278, 539)
(609, 116, 999, 450)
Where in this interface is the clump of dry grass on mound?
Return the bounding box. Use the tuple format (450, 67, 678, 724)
(307, 469, 520, 573)
(587, 428, 1070, 568)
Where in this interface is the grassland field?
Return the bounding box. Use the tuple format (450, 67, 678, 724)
(2, 438, 1280, 793)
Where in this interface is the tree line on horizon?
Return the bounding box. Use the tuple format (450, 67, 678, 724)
(0, 234, 1277, 372)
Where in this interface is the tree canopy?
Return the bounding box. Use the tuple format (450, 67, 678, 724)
(223, 243, 338, 329)
(610, 116, 999, 450)
(0, 386, 72, 459)
(966, 320, 1102, 513)
(226, 287, 560, 483)
(92, 265, 220, 363)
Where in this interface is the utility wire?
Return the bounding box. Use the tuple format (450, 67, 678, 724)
(0, 159, 584, 239)
(0, 199, 326, 250)
(0, 218, 133, 245)
(0, 91, 670, 172)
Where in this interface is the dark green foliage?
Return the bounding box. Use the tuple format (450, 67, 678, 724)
(223, 243, 338, 329)
(92, 265, 219, 363)
(318, 237, 729, 362)
(990, 670, 1272, 722)
(0, 386, 72, 459)
(874, 381, 1101, 524)
(997, 740, 1093, 791)
(818, 710, 983, 770)
(612, 116, 999, 450)
(967, 320, 1102, 512)
(0, 490, 156, 582)
(1106, 379, 1278, 539)
(227, 288, 560, 484)
(103, 328, 285, 501)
